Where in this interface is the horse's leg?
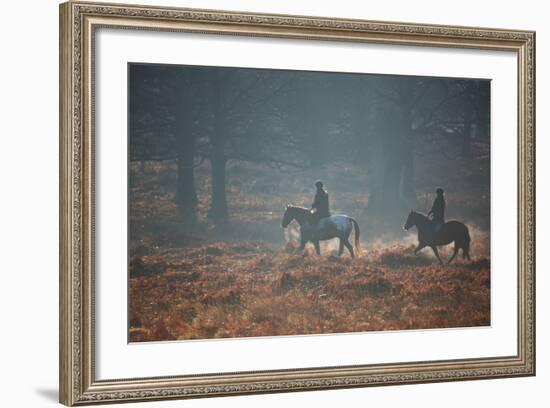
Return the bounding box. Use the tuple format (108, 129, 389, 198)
(313, 240, 321, 256)
(338, 238, 344, 256)
(414, 242, 426, 255)
(344, 239, 355, 259)
(299, 238, 306, 251)
(431, 246, 444, 266)
(448, 246, 459, 265)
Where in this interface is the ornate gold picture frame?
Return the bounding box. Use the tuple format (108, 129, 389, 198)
(59, 1, 535, 405)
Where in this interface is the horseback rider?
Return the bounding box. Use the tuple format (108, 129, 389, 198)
(427, 187, 446, 235)
(310, 180, 330, 224)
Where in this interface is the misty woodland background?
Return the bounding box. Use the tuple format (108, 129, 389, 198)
(128, 64, 491, 342)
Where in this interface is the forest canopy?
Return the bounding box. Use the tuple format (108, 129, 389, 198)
(129, 63, 490, 223)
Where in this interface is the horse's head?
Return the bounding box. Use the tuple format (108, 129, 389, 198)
(281, 205, 294, 228)
(403, 210, 417, 230)
(282, 205, 309, 227)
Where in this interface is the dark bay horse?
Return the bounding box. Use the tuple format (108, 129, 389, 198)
(282, 205, 360, 258)
(403, 210, 471, 266)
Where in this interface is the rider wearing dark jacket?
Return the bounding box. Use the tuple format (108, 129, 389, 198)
(428, 187, 446, 230)
(311, 181, 330, 223)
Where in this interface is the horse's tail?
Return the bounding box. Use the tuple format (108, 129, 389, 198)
(463, 225, 471, 261)
(350, 218, 361, 254)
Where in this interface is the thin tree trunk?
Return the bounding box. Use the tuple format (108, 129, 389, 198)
(367, 142, 405, 214)
(462, 108, 473, 158)
(208, 73, 229, 221)
(401, 148, 416, 205)
(462, 84, 474, 158)
(368, 109, 417, 213)
(400, 122, 416, 205)
(208, 136, 228, 220)
(397, 81, 417, 206)
(175, 132, 197, 222)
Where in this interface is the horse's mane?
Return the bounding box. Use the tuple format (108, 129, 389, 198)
(287, 205, 309, 212)
(413, 211, 458, 224)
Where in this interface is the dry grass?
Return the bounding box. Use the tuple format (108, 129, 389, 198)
(128, 159, 490, 342)
(129, 239, 490, 342)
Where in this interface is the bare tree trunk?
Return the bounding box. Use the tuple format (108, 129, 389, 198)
(398, 104, 416, 205)
(401, 147, 416, 205)
(461, 84, 474, 158)
(462, 107, 473, 158)
(367, 83, 417, 215)
(175, 132, 197, 222)
(208, 73, 229, 221)
(208, 136, 228, 220)
(367, 140, 406, 214)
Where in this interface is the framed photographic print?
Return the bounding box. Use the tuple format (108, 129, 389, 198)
(59, 1, 536, 405)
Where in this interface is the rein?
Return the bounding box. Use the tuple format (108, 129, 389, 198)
(413, 212, 430, 229)
(290, 207, 310, 227)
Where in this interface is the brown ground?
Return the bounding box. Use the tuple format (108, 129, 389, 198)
(128, 159, 490, 342)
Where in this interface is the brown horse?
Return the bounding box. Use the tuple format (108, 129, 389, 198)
(403, 210, 471, 265)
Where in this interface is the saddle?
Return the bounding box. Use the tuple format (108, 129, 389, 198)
(309, 209, 330, 226)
